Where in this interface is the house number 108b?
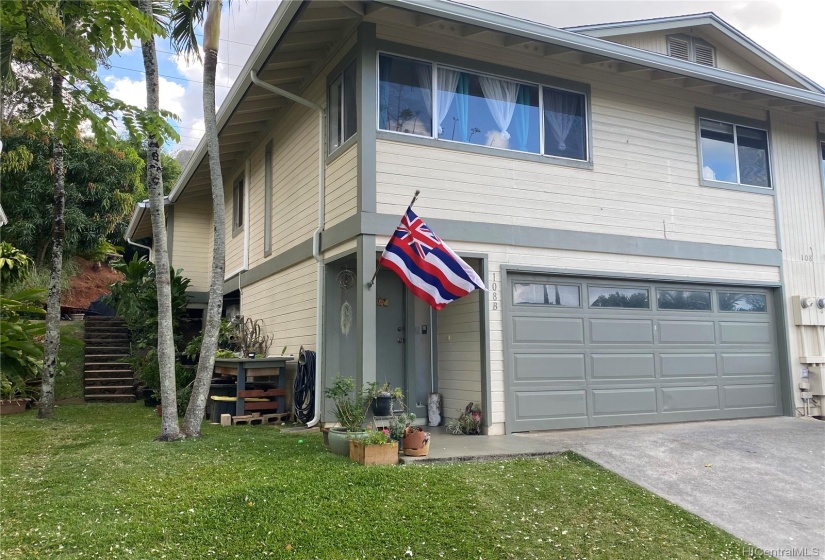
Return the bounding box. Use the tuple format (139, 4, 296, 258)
(490, 272, 499, 311)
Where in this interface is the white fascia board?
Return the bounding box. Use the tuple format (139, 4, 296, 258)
(125, 200, 149, 240)
(168, 0, 304, 204)
(0, 203, 8, 227)
(570, 13, 824, 94)
(379, 0, 825, 106)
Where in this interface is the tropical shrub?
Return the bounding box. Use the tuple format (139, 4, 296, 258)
(0, 289, 46, 400)
(103, 255, 191, 389)
(0, 242, 33, 287)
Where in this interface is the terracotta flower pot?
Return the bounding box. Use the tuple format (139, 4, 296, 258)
(0, 399, 29, 416)
(402, 427, 427, 452)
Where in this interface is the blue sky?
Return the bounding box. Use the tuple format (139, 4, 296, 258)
(99, 0, 823, 156)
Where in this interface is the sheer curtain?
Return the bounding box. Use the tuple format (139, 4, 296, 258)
(478, 75, 519, 141)
(512, 85, 531, 152)
(544, 89, 580, 151)
(378, 57, 392, 130)
(435, 67, 461, 136)
(454, 73, 470, 142)
(415, 63, 433, 117)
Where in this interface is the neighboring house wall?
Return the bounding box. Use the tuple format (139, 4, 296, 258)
(171, 194, 212, 293)
(771, 111, 825, 415)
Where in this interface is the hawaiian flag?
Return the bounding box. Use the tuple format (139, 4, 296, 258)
(379, 206, 486, 310)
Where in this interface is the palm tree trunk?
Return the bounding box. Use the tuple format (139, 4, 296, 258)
(139, 0, 182, 441)
(38, 72, 65, 419)
(182, 0, 225, 437)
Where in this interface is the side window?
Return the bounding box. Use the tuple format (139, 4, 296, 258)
(718, 292, 767, 313)
(513, 282, 580, 306)
(329, 61, 357, 154)
(698, 116, 771, 190)
(232, 176, 244, 236)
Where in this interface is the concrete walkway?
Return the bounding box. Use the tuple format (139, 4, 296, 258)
(399, 428, 564, 464)
(519, 417, 825, 559)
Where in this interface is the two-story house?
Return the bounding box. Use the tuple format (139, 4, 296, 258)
(126, 0, 825, 434)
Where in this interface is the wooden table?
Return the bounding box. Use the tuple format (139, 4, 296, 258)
(213, 356, 294, 417)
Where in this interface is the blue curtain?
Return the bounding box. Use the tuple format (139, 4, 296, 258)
(378, 56, 392, 130)
(455, 73, 470, 142)
(512, 85, 531, 152)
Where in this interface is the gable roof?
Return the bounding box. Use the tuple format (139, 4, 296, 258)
(565, 12, 824, 94)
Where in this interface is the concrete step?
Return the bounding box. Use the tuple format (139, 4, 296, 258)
(85, 385, 134, 391)
(85, 377, 134, 383)
(84, 369, 134, 375)
(86, 346, 130, 352)
(85, 362, 131, 368)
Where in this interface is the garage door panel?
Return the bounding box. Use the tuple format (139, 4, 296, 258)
(661, 353, 718, 377)
(721, 353, 774, 376)
(590, 319, 653, 343)
(661, 386, 720, 412)
(659, 321, 716, 344)
(592, 388, 657, 416)
(514, 390, 587, 420)
(591, 354, 655, 379)
(505, 275, 779, 432)
(513, 353, 586, 382)
(719, 322, 772, 344)
(513, 317, 584, 344)
(723, 384, 777, 408)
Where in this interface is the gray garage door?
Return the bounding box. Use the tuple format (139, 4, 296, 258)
(505, 275, 782, 432)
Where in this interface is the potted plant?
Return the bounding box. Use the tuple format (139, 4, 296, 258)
(349, 427, 398, 466)
(401, 426, 431, 457)
(0, 379, 30, 415)
(446, 402, 483, 435)
(324, 375, 369, 456)
(366, 382, 403, 416)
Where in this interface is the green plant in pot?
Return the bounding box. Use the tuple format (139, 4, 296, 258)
(366, 382, 403, 417)
(324, 375, 369, 456)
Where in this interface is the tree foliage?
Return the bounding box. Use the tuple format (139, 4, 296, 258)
(0, 242, 34, 286)
(0, 128, 144, 264)
(0, 0, 178, 146)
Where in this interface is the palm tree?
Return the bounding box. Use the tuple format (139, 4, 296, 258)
(170, 0, 226, 437)
(138, 0, 182, 441)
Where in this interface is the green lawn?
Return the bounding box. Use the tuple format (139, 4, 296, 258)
(0, 405, 753, 559)
(55, 320, 85, 401)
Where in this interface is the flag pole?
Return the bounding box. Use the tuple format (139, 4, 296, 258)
(366, 190, 421, 289)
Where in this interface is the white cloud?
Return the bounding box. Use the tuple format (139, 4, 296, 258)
(106, 75, 187, 119)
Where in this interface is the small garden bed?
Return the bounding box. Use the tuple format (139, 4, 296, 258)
(0, 404, 755, 559)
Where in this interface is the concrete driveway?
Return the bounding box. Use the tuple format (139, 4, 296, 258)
(519, 417, 825, 559)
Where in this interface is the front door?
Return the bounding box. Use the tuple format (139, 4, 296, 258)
(375, 271, 406, 404)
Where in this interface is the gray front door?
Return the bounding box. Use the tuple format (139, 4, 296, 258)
(505, 274, 782, 432)
(375, 271, 406, 397)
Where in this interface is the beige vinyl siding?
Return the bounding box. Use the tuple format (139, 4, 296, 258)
(603, 32, 667, 54)
(241, 35, 358, 270)
(771, 111, 825, 414)
(325, 143, 358, 227)
(171, 195, 212, 293)
(437, 272, 482, 421)
(374, 23, 778, 251)
(378, 235, 781, 433)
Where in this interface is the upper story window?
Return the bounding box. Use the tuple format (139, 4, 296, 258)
(667, 35, 716, 67)
(378, 53, 588, 162)
(699, 116, 771, 190)
(232, 175, 244, 236)
(329, 61, 357, 154)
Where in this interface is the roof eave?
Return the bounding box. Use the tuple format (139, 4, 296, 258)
(168, 0, 305, 204)
(567, 13, 825, 94)
(376, 0, 825, 105)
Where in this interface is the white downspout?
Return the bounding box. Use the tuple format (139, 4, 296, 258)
(249, 71, 325, 427)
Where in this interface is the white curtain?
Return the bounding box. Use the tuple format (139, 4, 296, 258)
(415, 63, 433, 116)
(545, 90, 579, 151)
(435, 67, 461, 135)
(478, 75, 519, 140)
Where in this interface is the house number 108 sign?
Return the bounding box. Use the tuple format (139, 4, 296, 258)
(490, 272, 500, 311)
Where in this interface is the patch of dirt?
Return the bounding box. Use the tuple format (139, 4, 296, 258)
(63, 257, 123, 310)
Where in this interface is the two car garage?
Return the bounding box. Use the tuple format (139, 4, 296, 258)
(504, 274, 783, 432)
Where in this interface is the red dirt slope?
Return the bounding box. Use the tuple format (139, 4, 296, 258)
(62, 258, 123, 310)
